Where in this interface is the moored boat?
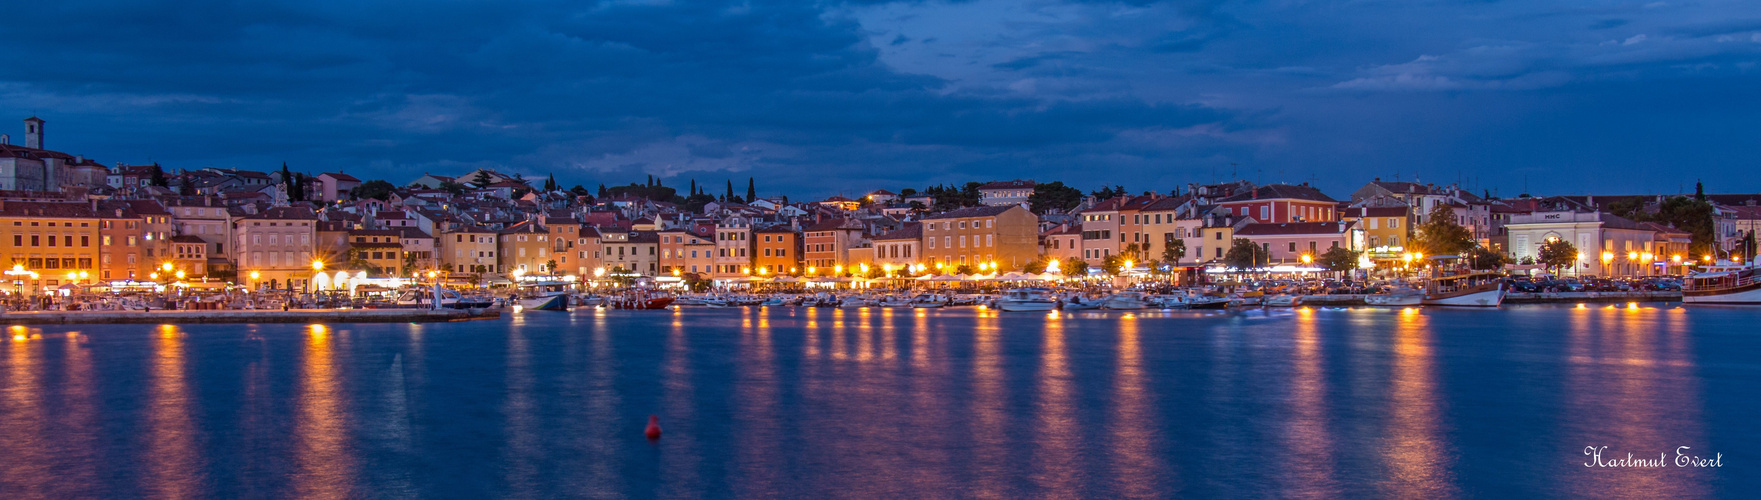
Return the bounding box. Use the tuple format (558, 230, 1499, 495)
(1422, 271, 1505, 307)
(1684, 262, 1761, 304)
(995, 288, 1058, 312)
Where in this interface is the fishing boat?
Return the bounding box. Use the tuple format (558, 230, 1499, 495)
(1422, 271, 1505, 307)
(995, 288, 1058, 312)
(1684, 261, 1761, 304)
(513, 280, 571, 311)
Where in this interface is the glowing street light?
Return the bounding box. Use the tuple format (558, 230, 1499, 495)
(312, 260, 325, 272)
(1301, 254, 1313, 265)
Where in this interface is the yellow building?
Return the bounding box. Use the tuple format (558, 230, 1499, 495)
(0, 202, 102, 293)
(921, 205, 1037, 272)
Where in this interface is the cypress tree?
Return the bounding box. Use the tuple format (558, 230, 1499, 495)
(726, 179, 735, 202)
(690, 179, 697, 196)
(747, 177, 755, 203)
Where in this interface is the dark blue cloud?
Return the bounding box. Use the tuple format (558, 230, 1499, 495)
(1, 0, 1758, 198)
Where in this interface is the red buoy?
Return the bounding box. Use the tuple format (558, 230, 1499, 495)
(644, 415, 662, 440)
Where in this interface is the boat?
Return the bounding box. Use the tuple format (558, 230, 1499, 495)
(1684, 262, 1761, 304)
(838, 296, 873, 308)
(513, 280, 572, 311)
(395, 286, 495, 310)
(759, 296, 791, 306)
(994, 288, 1059, 312)
(1102, 291, 1149, 310)
(1060, 295, 1104, 310)
(1264, 294, 1302, 307)
(608, 289, 675, 310)
(1422, 271, 1505, 307)
(910, 293, 949, 308)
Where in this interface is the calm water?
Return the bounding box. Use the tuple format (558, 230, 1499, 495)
(0, 305, 1752, 498)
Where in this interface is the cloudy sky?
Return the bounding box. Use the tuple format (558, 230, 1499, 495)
(3, 0, 1758, 198)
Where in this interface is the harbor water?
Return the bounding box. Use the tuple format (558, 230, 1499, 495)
(0, 305, 1752, 497)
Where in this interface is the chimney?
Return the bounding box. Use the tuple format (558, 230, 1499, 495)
(0, 134, 8, 145)
(23, 117, 43, 150)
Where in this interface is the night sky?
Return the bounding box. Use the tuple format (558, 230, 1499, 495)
(4, 0, 1758, 198)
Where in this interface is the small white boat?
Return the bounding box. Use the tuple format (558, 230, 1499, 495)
(995, 288, 1058, 312)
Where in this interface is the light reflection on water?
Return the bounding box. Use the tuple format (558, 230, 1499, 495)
(0, 305, 1749, 497)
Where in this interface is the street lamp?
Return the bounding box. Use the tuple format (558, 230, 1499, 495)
(1301, 254, 1313, 265)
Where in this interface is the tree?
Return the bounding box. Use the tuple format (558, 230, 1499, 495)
(1028, 181, 1084, 214)
(1224, 238, 1268, 271)
(1415, 203, 1474, 256)
(438, 180, 467, 196)
(471, 171, 493, 188)
(907, 201, 928, 215)
(1695, 180, 1705, 202)
(1465, 245, 1510, 270)
(177, 171, 194, 196)
(150, 164, 169, 188)
(1091, 185, 1126, 200)
(1061, 257, 1089, 276)
(1317, 246, 1359, 273)
(1162, 238, 1186, 264)
(1102, 254, 1128, 275)
(1023, 256, 1051, 274)
(1537, 238, 1579, 276)
(290, 173, 308, 201)
(569, 184, 590, 197)
(350, 179, 397, 201)
(725, 179, 737, 203)
(545, 259, 558, 274)
(747, 177, 756, 203)
(543, 173, 558, 192)
(597, 184, 608, 197)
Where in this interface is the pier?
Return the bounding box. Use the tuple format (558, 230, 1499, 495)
(0, 308, 500, 325)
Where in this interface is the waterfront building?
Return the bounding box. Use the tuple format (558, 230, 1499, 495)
(1076, 197, 1124, 266)
(234, 206, 318, 290)
(572, 226, 604, 276)
(871, 223, 922, 272)
(977, 179, 1035, 207)
(752, 226, 800, 275)
(545, 217, 580, 275)
(683, 230, 716, 275)
(714, 216, 754, 277)
(96, 203, 144, 281)
(497, 221, 553, 275)
(1504, 197, 1658, 277)
(1216, 183, 1337, 223)
(0, 202, 101, 292)
(802, 217, 862, 274)
(398, 227, 437, 274)
(168, 235, 210, 276)
(440, 225, 503, 274)
(1039, 223, 1082, 265)
(164, 197, 237, 277)
(1235, 221, 1359, 265)
(921, 205, 1038, 272)
(348, 229, 406, 275)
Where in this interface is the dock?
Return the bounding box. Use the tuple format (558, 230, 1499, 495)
(0, 308, 502, 325)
